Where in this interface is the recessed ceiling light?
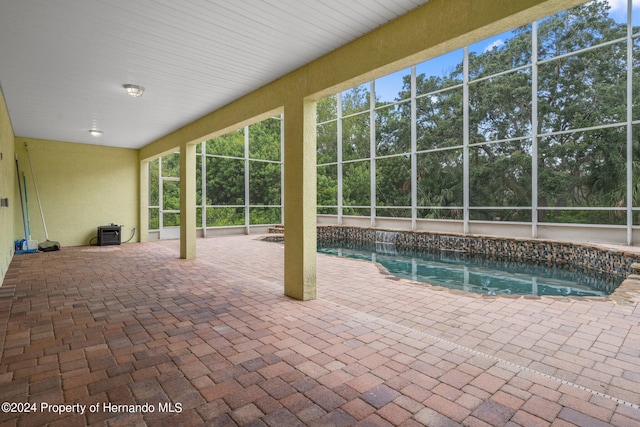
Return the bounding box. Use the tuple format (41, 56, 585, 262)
(123, 84, 144, 97)
(89, 129, 103, 137)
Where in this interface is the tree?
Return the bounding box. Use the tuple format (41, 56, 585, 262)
(361, 0, 636, 224)
(537, 0, 630, 223)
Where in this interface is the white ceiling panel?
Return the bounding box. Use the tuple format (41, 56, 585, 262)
(0, 0, 428, 149)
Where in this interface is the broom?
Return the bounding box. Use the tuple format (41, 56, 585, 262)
(15, 154, 37, 254)
(23, 172, 38, 251)
(25, 143, 60, 251)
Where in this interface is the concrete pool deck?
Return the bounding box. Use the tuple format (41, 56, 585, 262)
(1, 234, 639, 426)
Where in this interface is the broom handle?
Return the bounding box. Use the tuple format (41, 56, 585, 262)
(15, 154, 29, 245)
(23, 172, 32, 240)
(25, 144, 49, 240)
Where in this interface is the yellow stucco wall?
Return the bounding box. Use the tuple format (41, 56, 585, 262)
(14, 138, 139, 248)
(0, 88, 15, 282)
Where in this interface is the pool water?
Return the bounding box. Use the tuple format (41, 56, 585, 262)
(318, 243, 622, 296)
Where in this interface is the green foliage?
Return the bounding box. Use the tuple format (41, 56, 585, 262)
(249, 161, 281, 205)
(161, 153, 180, 177)
(207, 207, 244, 226)
(149, 208, 159, 230)
(207, 129, 244, 157)
(534, 1, 631, 220)
(317, 164, 338, 207)
(249, 207, 281, 225)
(316, 0, 639, 225)
(151, 117, 283, 230)
(249, 118, 281, 161)
(343, 161, 370, 211)
(317, 120, 338, 164)
(207, 157, 244, 206)
(342, 84, 370, 115)
(317, 94, 337, 123)
(149, 158, 160, 206)
(162, 180, 180, 210)
(376, 155, 411, 210)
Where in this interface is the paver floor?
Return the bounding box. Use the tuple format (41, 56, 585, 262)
(0, 235, 639, 426)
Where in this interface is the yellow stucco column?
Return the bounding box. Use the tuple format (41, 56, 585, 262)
(139, 160, 149, 243)
(283, 96, 317, 300)
(180, 143, 196, 259)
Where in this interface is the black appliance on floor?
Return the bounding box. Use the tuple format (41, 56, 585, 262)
(97, 225, 121, 246)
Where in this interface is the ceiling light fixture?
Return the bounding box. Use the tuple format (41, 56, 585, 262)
(123, 84, 144, 98)
(89, 129, 103, 137)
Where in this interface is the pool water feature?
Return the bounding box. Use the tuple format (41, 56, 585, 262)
(318, 244, 623, 297)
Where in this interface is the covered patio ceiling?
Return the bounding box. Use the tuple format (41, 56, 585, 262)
(0, 0, 429, 149)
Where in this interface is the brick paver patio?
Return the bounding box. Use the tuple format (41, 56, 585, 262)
(0, 235, 639, 426)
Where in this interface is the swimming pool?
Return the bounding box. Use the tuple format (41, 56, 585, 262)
(313, 226, 635, 297)
(264, 226, 637, 296)
(318, 243, 621, 297)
